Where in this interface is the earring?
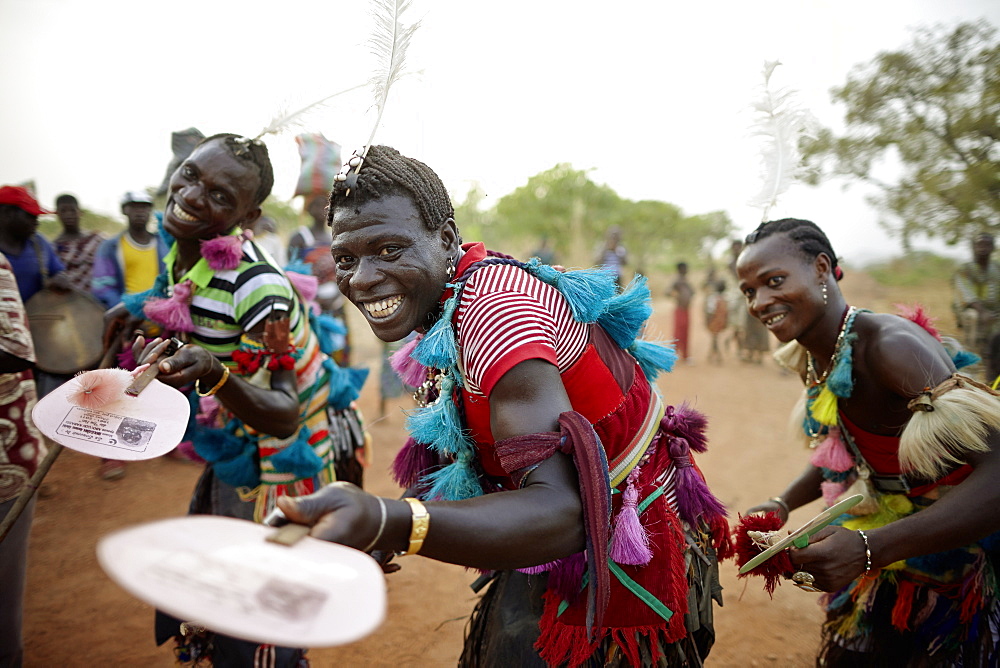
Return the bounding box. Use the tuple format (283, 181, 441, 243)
(821, 282, 828, 305)
(446, 259, 456, 280)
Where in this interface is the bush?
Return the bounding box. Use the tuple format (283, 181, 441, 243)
(865, 251, 958, 287)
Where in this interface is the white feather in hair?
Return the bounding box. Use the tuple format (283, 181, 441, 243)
(361, 0, 420, 153)
(747, 61, 816, 222)
(253, 84, 367, 141)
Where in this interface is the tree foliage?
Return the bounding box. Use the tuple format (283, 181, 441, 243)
(803, 21, 1000, 246)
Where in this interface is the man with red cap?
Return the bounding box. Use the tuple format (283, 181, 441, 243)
(0, 186, 70, 304)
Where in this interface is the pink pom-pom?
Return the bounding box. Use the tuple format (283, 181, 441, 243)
(895, 303, 941, 341)
(389, 337, 426, 389)
(144, 280, 195, 332)
(285, 270, 319, 306)
(66, 369, 133, 409)
(820, 480, 850, 507)
(809, 427, 854, 472)
(200, 234, 244, 270)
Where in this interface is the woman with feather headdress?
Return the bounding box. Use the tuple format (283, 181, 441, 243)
(112, 133, 368, 666)
(736, 218, 1000, 666)
(276, 145, 733, 667)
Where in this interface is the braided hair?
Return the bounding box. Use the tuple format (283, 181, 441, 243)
(744, 218, 843, 281)
(328, 145, 455, 232)
(196, 133, 275, 207)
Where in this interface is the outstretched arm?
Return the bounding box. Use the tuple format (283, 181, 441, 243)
(280, 358, 586, 570)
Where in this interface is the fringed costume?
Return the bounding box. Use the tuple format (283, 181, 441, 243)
(124, 231, 369, 667)
(391, 244, 732, 667)
(777, 306, 1000, 667)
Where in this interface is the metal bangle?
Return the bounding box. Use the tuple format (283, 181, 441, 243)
(857, 529, 872, 575)
(361, 496, 387, 553)
(768, 496, 790, 515)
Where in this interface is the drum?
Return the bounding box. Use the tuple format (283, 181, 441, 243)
(25, 288, 107, 375)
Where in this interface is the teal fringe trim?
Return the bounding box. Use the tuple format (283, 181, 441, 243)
(526, 259, 617, 323)
(628, 339, 678, 382)
(826, 331, 858, 398)
(312, 313, 348, 355)
(283, 259, 313, 276)
(597, 275, 653, 349)
(268, 425, 324, 479)
(412, 294, 459, 369)
(952, 349, 980, 370)
(406, 381, 470, 456)
(422, 450, 484, 500)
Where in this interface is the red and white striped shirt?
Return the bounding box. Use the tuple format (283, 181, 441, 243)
(455, 263, 588, 397)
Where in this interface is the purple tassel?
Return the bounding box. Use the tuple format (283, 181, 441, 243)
(391, 437, 436, 488)
(200, 233, 244, 270)
(389, 337, 427, 388)
(285, 270, 319, 309)
(547, 551, 587, 604)
(116, 345, 138, 371)
(662, 402, 708, 453)
(517, 559, 562, 575)
(669, 435, 728, 526)
(143, 279, 195, 332)
(611, 466, 653, 565)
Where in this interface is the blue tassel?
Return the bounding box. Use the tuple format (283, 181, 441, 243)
(406, 390, 470, 456)
(526, 259, 617, 323)
(122, 273, 168, 319)
(192, 423, 247, 463)
(411, 296, 459, 369)
(312, 313, 347, 355)
(952, 349, 981, 370)
(323, 359, 369, 410)
(628, 339, 677, 381)
(283, 259, 313, 275)
(597, 275, 653, 348)
(826, 332, 858, 397)
(269, 426, 324, 479)
(212, 446, 259, 488)
(422, 450, 484, 500)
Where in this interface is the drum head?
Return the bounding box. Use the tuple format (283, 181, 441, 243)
(25, 288, 106, 374)
(97, 516, 386, 647)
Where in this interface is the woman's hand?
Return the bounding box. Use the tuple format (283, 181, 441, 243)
(788, 525, 869, 592)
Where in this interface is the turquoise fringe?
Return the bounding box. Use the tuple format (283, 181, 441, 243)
(826, 331, 858, 398)
(123, 273, 168, 319)
(952, 349, 980, 370)
(628, 339, 677, 382)
(322, 359, 369, 410)
(526, 259, 617, 323)
(268, 425, 324, 479)
(423, 450, 483, 500)
(411, 294, 460, 369)
(597, 275, 653, 349)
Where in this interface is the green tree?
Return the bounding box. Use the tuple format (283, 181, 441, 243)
(495, 164, 622, 265)
(803, 21, 1000, 246)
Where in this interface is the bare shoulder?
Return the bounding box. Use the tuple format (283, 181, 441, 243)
(854, 311, 954, 397)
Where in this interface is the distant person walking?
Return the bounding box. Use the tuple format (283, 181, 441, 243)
(596, 225, 628, 287)
(53, 194, 103, 293)
(953, 232, 999, 381)
(705, 279, 728, 364)
(667, 261, 695, 362)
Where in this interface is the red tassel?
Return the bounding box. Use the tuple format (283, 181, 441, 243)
(709, 514, 735, 561)
(891, 580, 916, 631)
(734, 512, 793, 597)
(536, 590, 600, 668)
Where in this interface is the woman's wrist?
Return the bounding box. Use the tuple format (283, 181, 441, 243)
(196, 359, 230, 397)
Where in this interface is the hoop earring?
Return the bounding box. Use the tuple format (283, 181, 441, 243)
(821, 282, 828, 305)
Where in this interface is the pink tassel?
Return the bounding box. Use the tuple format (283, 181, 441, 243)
(895, 303, 941, 341)
(66, 369, 133, 409)
(611, 466, 653, 565)
(197, 396, 222, 427)
(144, 279, 195, 332)
(669, 436, 728, 526)
(200, 233, 244, 270)
(517, 559, 562, 575)
(809, 427, 854, 472)
(389, 336, 427, 388)
(285, 270, 319, 309)
(391, 437, 436, 488)
(820, 479, 849, 506)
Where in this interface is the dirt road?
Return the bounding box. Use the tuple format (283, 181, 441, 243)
(23, 272, 945, 667)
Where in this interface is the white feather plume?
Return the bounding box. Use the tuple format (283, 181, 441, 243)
(361, 0, 421, 155)
(748, 61, 816, 222)
(254, 83, 367, 141)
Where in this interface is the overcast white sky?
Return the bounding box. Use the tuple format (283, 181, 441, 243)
(2, 0, 997, 264)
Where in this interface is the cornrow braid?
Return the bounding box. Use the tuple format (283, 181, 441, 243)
(328, 145, 455, 232)
(197, 133, 274, 206)
(744, 218, 844, 280)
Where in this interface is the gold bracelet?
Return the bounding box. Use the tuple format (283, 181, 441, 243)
(398, 497, 430, 556)
(196, 365, 230, 397)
